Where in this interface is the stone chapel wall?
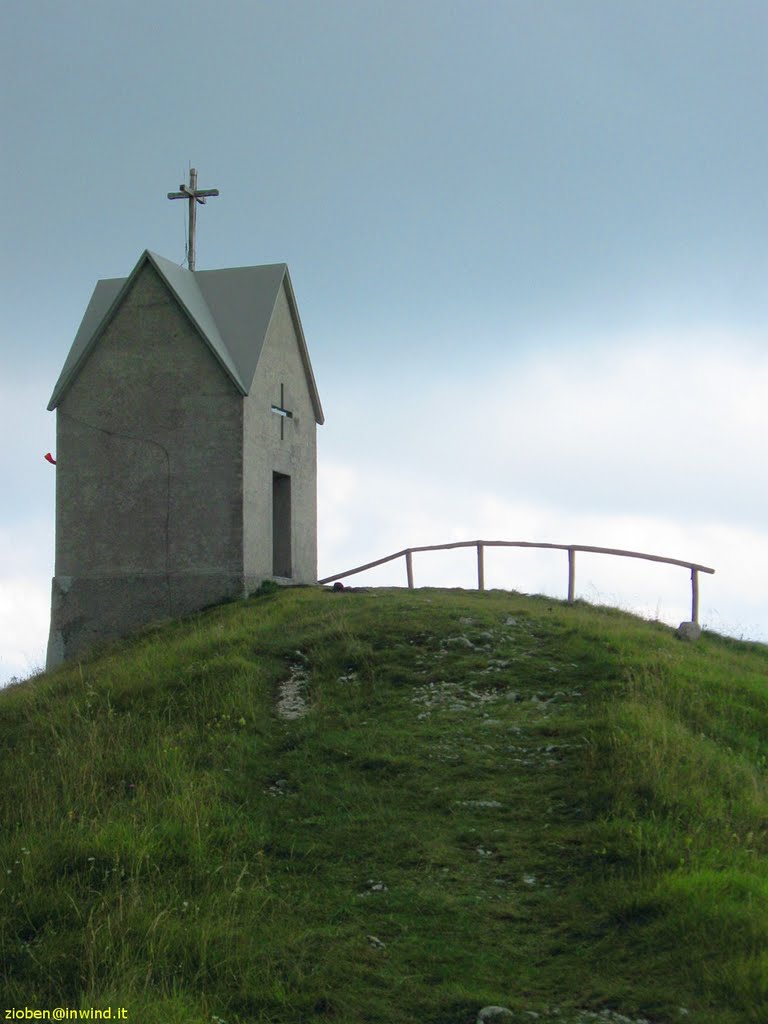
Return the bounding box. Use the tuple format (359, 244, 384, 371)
(48, 262, 244, 666)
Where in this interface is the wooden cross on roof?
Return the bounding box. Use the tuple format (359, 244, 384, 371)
(167, 167, 219, 272)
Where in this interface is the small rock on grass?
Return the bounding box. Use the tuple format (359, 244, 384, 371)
(676, 621, 702, 642)
(477, 1009, 514, 1023)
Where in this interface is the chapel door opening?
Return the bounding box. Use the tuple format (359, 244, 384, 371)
(272, 472, 292, 578)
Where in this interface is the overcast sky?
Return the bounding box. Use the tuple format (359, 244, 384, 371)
(2, 0, 767, 683)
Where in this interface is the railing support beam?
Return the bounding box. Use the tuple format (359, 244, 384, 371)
(477, 543, 485, 591)
(691, 568, 700, 624)
(567, 548, 576, 603)
(405, 550, 414, 589)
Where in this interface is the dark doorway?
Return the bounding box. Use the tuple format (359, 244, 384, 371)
(272, 472, 292, 577)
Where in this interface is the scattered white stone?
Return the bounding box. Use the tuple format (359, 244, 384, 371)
(458, 800, 503, 809)
(522, 874, 537, 886)
(477, 1009, 514, 1024)
(445, 635, 475, 649)
(358, 879, 388, 896)
(366, 934, 386, 949)
(266, 778, 291, 797)
(411, 680, 503, 715)
(550, 1013, 652, 1024)
(276, 663, 310, 719)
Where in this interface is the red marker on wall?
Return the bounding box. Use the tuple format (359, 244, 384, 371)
(44, 453, 57, 465)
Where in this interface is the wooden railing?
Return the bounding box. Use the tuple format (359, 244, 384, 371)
(318, 540, 716, 624)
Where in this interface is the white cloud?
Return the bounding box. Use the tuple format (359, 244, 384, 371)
(319, 330, 768, 642)
(0, 576, 49, 683)
(0, 521, 53, 686)
(334, 330, 768, 527)
(444, 332, 768, 525)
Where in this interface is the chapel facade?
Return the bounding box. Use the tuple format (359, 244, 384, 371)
(46, 250, 323, 668)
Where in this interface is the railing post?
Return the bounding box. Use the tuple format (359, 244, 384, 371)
(477, 543, 485, 591)
(567, 548, 576, 603)
(405, 550, 414, 589)
(691, 568, 699, 624)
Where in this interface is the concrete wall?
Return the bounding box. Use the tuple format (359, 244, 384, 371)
(242, 281, 318, 589)
(48, 262, 244, 666)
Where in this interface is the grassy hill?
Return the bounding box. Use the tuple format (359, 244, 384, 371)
(2, 585, 768, 1024)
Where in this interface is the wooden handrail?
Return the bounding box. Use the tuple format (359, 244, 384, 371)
(318, 540, 715, 624)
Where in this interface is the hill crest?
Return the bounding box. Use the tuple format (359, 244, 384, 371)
(1, 586, 767, 1024)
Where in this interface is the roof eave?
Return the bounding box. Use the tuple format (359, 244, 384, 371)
(280, 267, 325, 426)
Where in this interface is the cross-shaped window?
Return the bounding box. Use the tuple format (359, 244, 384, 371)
(271, 384, 293, 440)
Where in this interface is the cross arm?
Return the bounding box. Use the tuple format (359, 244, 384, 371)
(167, 187, 220, 203)
(181, 184, 220, 204)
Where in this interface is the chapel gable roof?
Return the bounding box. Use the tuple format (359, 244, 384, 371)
(47, 250, 324, 423)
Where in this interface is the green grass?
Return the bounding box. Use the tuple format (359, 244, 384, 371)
(1, 585, 768, 1023)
